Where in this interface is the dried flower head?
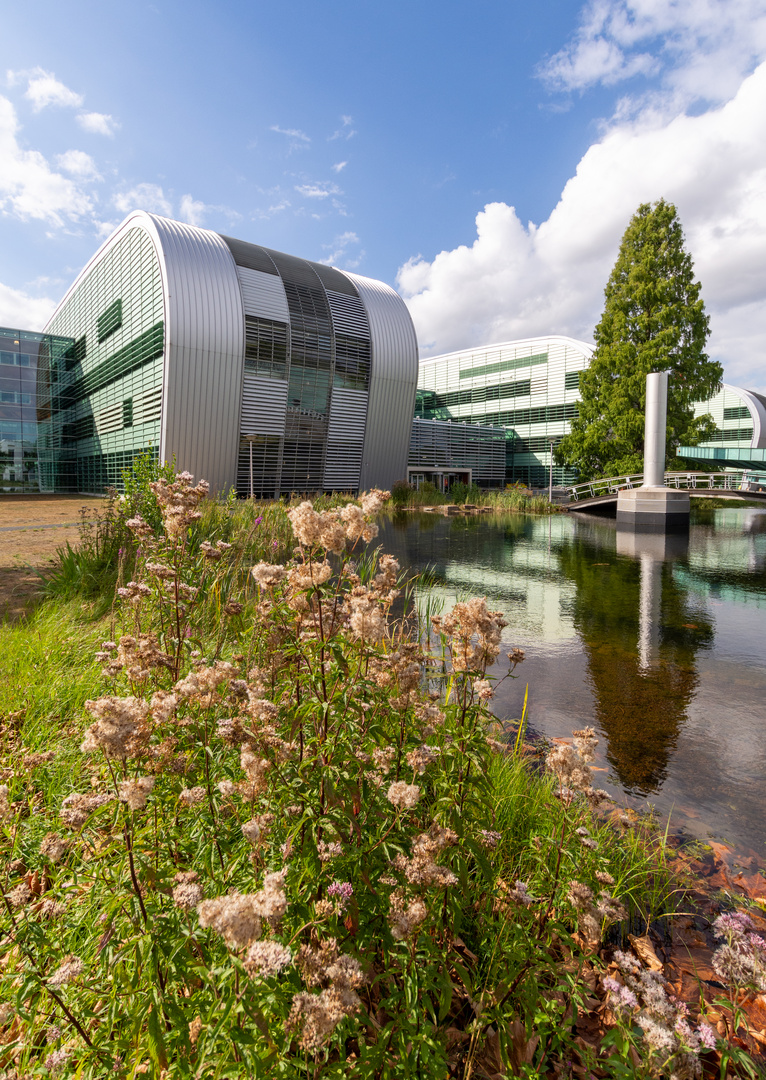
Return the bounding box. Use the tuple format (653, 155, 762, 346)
(386, 781, 420, 810)
(60, 790, 114, 829)
(179, 786, 206, 807)
(118, 776, 155, 811)
(173, 871, 203, 911)
(244, 940, 292, 978)
(48, 955, 84, 987)
(197, 891, 263, 950)
(40, 832, 68, 864)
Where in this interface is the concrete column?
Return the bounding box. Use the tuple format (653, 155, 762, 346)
(616, 371, 690, 531)
(643, 372, 668, 488)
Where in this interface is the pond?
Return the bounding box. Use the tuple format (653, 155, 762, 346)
(377, 506, 766, 860)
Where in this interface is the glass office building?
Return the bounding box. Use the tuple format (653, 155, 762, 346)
(0, 327, 73, 492)
(41, 212, 419, 495)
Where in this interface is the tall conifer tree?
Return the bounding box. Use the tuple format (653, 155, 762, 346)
(557, 199, 722, 479)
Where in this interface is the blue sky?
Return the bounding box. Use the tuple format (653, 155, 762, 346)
(2, 0, 766, 391)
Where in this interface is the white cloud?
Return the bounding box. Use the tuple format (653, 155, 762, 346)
(0, 281, 57, 330)
(541, 0, 766, 109)
(320, 231, 362, 267)
(77, 111, 118, 137)
(329, 115, 357, 140)
(270, 124, 311, 142)
(295, 181, 341, 199)
(398, 61, 766, 393)
(55, 149, 101, 180)
(113, 183, 172, 217)
(331, 161, 348, 173)
(12, 67, 84, 112)
(179, 193, 206, 227)
(0, 96, 94, 226)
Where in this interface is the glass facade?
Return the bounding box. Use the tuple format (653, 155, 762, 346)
(417, 337, 592, 488)
(40, 227, 165, 492)
(0, 328, 73, 492)
(408, 418, 506, 489)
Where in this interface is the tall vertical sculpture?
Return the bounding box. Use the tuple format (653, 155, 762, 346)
(616, 372, 690, 530)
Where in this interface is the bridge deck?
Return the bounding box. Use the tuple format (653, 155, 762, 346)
(565, 472, 766, 511)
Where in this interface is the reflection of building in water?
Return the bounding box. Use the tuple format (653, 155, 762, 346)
(382, 513, 580, 643)
(560, 521, 712, 794)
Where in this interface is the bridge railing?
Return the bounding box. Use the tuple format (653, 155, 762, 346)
(567, 471, 756, 502)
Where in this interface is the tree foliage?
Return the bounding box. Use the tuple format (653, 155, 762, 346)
(557, 199, 723, 479)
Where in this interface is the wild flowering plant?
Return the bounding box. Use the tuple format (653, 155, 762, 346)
(0, 471, 674, 1079)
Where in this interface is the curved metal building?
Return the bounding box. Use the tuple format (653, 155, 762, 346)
(39, 211, 418, 495)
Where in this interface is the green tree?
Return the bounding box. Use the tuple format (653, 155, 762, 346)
(557, 199, 722, 479)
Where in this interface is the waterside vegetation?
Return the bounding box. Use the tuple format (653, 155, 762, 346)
(1, 468, 764, 1078)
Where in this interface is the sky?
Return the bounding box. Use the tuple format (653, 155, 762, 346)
(1, 0, 766, 392)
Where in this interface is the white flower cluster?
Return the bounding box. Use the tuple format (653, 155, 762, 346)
(432, 597, 508, 672)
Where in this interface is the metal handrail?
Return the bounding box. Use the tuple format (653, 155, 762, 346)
(567, 471, 757, 502)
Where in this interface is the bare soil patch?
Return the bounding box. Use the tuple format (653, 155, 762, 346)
(0, 494, 104, 621)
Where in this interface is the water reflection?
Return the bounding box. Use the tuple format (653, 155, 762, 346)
(378, 508, 766, 852)
(559, 522, 711, 795)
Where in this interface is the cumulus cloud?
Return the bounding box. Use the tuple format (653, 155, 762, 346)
(113, 183, 172, 217)
(541, 0, 766, 109)
(0, 96, 94, 226)
(77, 111, 118, 136)
(8, 67, 84, 112)
(398, 61, 766, 392)
(0, 281, 57, 330)
(55, 149, 101, 180)
(331, 161, 348, 173)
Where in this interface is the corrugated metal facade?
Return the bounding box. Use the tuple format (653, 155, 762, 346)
(41, 213, 417, 496)
(149, 216, 245, 495)
(692, 383, 766, 449)
(345, 272, 419, 492)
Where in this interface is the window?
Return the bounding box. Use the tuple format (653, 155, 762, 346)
(334, 334, 370, 390)
(459, 352, 548, 380)
(65, 336, 86, 371)
(723, 405, 750, 421)
(244, 316, 288, 379)
(122, 398, 133, 429)
(98, 299, 123, 343)
(565, 371, 582, 390)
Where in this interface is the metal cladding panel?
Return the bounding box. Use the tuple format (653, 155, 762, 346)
(325, 291, 370, 338)
(241, 373, 288, 436)
(147, 215, 245, 494)
(312, 262, 359, 296)
(740, 388, 766, 447)
(219, 236, 279, 275)
(342, 272, 419, 491)
(236, 267, 289, 322)
(327, 387, 368, 441)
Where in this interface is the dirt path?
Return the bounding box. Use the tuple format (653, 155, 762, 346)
(0, 495, 105, 621)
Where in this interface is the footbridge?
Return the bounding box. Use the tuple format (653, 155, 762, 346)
(565, 471, 766, 511)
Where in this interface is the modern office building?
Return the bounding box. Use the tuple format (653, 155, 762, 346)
(39, 211, 419, 495)
(1, 327, 73, 492)
(407, 417, 506, 491)
(418, 337, 766, 487)
(416, 336, 594, 488)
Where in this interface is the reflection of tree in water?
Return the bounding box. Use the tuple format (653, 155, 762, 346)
(559, 537, 713, 794)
